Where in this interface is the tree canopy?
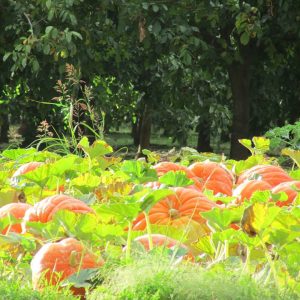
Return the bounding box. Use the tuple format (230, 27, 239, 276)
(1, 0, 300, 158)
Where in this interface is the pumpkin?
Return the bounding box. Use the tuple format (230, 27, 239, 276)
(144, 177, 202, 191)
(272, 181, 300, 207)
(132, 187, 217, 230)
(188, 161, 234, 196)
(11, 162, 43, 186)
(31, 238, 103, 295)
(23, 194, 94, 224)
(233, 180, 272, 204)
(237, 165, 291, 187)
(0, 203, 32, 234)
(134, 234, 194, 260)
(153, 162, 195, 178)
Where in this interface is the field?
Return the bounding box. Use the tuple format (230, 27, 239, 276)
(0, 136, 299, 299)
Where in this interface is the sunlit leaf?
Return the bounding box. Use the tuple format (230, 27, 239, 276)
(201, 206, 244, 231)
(78, 137, 113, 159)
(158, 170, 194, 187)
(71, 173, 101, 194)
(121, 160, 157, 183)
(282, 148, 300, 168)
(140, 189, 174, 213)
(241, 203, 281, 236)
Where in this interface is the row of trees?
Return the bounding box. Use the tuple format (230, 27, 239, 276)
(1, 1, 300, 158)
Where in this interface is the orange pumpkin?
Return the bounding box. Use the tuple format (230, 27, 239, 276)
(272, 181, 300, 207)
(132, 187, 217, 230)
(237, 165, 291, 187)
(188, 161, 234, 196)
(31, 238, 103, 295)
(153, 162, 195, 178)
(23, 194, 94, 224)
(0, 203, 32, 234)
(233, 180, 272, 204)
(134, 234, 194, 260)
(144, 177, 202, 191)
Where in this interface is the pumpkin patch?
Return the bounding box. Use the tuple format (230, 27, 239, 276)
(0, 139, 299, 299)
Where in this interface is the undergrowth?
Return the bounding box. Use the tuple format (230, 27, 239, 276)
(89, 254, 298, 300)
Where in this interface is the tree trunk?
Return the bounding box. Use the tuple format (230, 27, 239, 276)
(131, 118, 140, 146)
(196, 119, 212, 152)
(0, 113, 9, 143)
(228, 62, 251, 159)
(136, 104, 151, 158)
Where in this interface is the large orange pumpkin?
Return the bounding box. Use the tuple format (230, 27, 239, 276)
(144, 177, 202, 192)
(132, 187, 217, 230)
(31, 238, 103, 295)
(188, 162, 234, 196)
(233, 180, 272, 204)
(134, 234, 194, 260)
(237, 165, 291, 187)
(23, 194, 94, 224)
(272, 181, 300, 207)
(153, 162, 195, 178)
(0, 203, 32, 234)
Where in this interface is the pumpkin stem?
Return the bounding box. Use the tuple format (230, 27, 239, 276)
(69, 250, 78, 268)
(169, 208, 180, 219)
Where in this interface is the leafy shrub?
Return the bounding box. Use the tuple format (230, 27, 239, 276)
(265, 121, 300, 152)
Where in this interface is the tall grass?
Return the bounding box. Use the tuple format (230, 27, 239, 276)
(89, 253, 297, 300)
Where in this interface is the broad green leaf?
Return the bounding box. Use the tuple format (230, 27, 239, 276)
(21, 164, 51, 188)
(191, 236, 215, 256)
(203, 189, 236, 204)
(142, 149, 160, 164)
(49, 155, 88, 176)
(270, 191, 288, 202)
(158, 170, 194, 187)
(239, 139, 253, 154)
(282, 148, 300, 168)
(289, 169, 300, 180)
(0, 188, 18, 206)
(1, 148, 37, 161)
(63, 268, 99, 288)
(233, 155, 270, 175)
(140, 189, 174, 213)
(121, 160, 158, 184)
(96, 202, 140, 222)
(249, 190, 271, 204)
(71, 173, 101, 194)
(252, 137, 270, 154)
(212, 228, 239, 243)
(279, 242, 300, 277)
(0, 171, 12, 186)
(201, 207, 244, 231)
(241, 203, 281, 236)
(0, 233, 36, 252)
(78, 137, 113, 159)
(265, 228, 299, 246)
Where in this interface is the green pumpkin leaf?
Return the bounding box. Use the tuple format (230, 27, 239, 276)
(201, 207, 244, 231)
(158, 170, 194, 187)
(78, 137, 113, 159)
(140, 189, 174, 213)
(1, 148, 37, 161)
(241, 203, 281, 236)
(282, 148, 300, 168)
(121, 160, 157, 184)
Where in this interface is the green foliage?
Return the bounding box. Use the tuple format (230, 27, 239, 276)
(265, 122, 300, 152)
(90, 254, 296, 300)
